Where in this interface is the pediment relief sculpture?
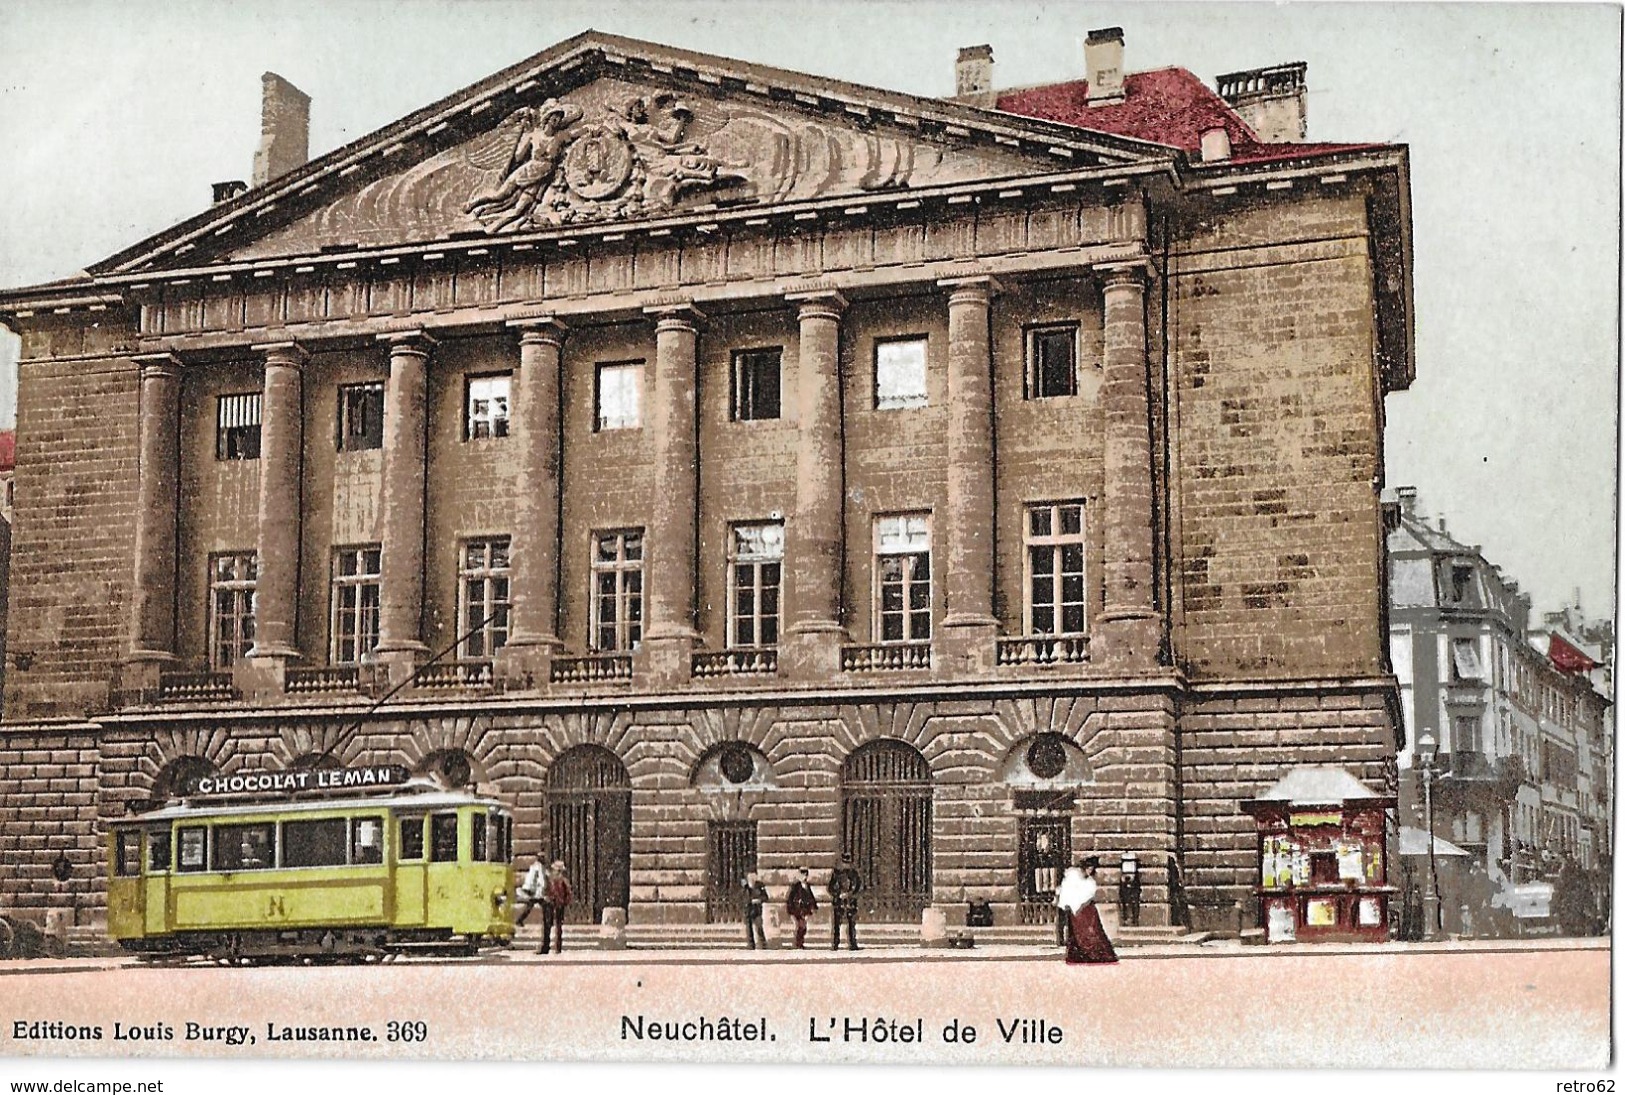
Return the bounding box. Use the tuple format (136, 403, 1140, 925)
(230, 77, 1050, 260)
(462, 91, 750, 231)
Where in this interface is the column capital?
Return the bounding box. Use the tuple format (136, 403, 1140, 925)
(643, 301, 707, 331)
(376, 330, 438, 357)
(937, 274, 1003, 301)
(786, 287, 849, 317)
(1095, 259, 1150, 290)
(132, 351, 184, 379)
(507, 315, 570, 346)
(251, 341, 310, 369)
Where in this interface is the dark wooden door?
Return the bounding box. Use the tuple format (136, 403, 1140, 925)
(705, 821, 758, 923)
(841, 741, 933, 921)
(547, 746, 631, 924)
(1017, 815, 1072, 924)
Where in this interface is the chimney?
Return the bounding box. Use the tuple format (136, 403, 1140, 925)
(1084, 27, 1125, 105)
(954, 45, 996, 108)
(1395, 486, 1418, 517)
(211, 180, 248, 205)
(251, 72, 311, 189)
(1199, 126, 1231, 163)
(1216, 62, 1308, 142)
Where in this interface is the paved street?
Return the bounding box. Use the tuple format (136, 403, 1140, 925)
(0, 938, 1607, 1069)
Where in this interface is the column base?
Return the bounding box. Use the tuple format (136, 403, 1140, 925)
(494, 636, 561, 691)
(636, 633, 697, 687)
(119, 652, 175, 702)
(939, 617, 999, 674)
(371, 646, 429, 689)
(1093, 612, 1162, 669)
(235, 655, 295, 702)
(780, 622, 847, 680)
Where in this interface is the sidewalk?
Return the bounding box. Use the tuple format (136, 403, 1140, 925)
(2, 934, 1604, 973)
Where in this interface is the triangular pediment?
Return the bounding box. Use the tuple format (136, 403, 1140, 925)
(93, 32, 1178, 275)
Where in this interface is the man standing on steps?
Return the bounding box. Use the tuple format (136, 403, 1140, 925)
(743, 871, 769, 949)
(828, 855, 863, 951)
(539, 859, 571, 955)
(786, 867, 818, 949)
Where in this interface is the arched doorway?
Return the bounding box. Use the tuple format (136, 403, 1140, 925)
(841, 740, 932, 921)
(151, 756, 216, 800)
(1000, 732, 1092, 924)
(546, 745, 631, 924)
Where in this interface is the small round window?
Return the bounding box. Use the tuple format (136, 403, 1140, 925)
(718, 744, 756, 785)
(1025, 735, 1069, 780)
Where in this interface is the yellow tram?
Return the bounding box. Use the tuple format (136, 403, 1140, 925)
(106, 767, 514, 963)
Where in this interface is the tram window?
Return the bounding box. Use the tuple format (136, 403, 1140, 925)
(351, 817, 384, 865)
(429, 813, 460, 862)
(282, 818, 347, 868)
(178, 827, 208, 873)
(148, 829, 172, 873)
(471, 814, 488, 861)
(488, 813, 510, 862)
(398, 816, 425, 861)
(497, 814, 513, 862)
(115, 830, 143, 877)
(214, 823, 275, 871)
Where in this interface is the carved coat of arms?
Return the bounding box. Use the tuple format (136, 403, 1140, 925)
(463, 92, 749, 231)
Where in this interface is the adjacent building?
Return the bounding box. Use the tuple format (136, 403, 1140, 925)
(1386, 488, 1612, 929)
(0, 30, 1413, 934)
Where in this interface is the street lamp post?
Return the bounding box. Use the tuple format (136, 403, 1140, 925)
(1418, 730, 1442, 942)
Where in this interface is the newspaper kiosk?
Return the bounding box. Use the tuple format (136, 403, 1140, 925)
(1242, 767, 1397, 943)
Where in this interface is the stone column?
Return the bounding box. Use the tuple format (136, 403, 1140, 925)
(374, 332, 434, 678)
(497, 317, 567, 687)
(940, 277, 1001, 672)
(246, 341, 307, 666)
(639, 304, 703, 685)
(124, 353, 183, 692)
(782, 289, 848, 678)
(1095, 261, 1162, 668)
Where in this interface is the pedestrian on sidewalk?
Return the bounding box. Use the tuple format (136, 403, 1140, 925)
(828, 855, 863, 951)
(539, 859, 572, 955)
(743, 871, 769, 949)
(786, 867, 818, 949)
(1058, 857, 1118, 965)
(514, 855, 547, 927)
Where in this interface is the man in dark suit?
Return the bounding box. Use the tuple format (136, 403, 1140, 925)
(828, 856, 863, 951)
(786, 867, 818, 949)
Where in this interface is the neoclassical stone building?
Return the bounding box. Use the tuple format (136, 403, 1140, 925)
(0, 30, 1412, 932)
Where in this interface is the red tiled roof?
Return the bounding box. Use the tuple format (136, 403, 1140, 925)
(995, 67, 1378, 165)
(0, 431, 14, 472)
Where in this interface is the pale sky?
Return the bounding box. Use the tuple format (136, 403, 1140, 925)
(0, 0, 1617, 621)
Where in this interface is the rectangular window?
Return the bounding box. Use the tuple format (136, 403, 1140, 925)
(596, 362, 643, 430)
(212, 823, 274, 871)
(731, 348, 782, 421)
(216, 393, 262, 460)
(1026, 325, 1079, 399)
(429, 813, 460, 862)
(177, 827, 208, 873)
(1025, 501, 1087, 635)
(208, 552, 257, 670)
(874, 337, 928, 410)
(729, 522, 784, 648)
(398, 816, 426, 861)
(281, 818, 348, 868)
(591, 530, 644, 652)
(875, 514, 931, 642)
(471, 814, 488, 862)
(465, 375, 511, 440)
(488, 812, 511, 863)
(350, 816, 384, 865)
(459, 538, 511, 659)
(338, 381, 385, 452)
(1454, 714, 1483, 753)
(147, 829, 172, 873)
(115, 830, 143, 877)
(1451, 638, 1485, 681)
(331, 546, 382, 665)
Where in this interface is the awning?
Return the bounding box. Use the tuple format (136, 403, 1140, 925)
(1398, 825, 1471, 857)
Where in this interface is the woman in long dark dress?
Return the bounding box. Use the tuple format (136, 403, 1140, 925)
(1057, 857, 1119, 965)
